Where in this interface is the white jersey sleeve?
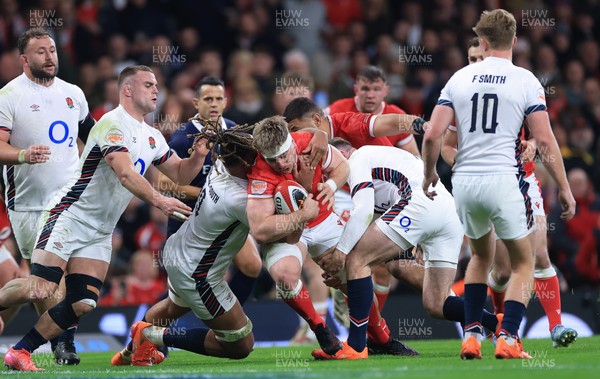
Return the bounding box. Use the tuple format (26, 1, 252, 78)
(336, 151, 375, 255)
(149, 129, 173, 166)
(0, 85, 16, 133)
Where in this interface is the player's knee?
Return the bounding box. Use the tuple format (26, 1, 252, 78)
(238, 258, 262, 278)
(65, 273, 103, 317)
(216, 317, 254, 359)
(372, 265, 392, 283)
(346, 252, 368, 273)
(422, 296, 444, 319)
(227, 335, 254, 359)
(491, 266, 511, 283)
(271, 266, 300, 288)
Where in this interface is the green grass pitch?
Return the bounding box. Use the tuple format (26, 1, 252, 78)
(4, 336, 599, 378)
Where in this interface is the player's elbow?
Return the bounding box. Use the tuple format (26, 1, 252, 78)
(249, 225, 271, 245)
(116, 170, 134, 188)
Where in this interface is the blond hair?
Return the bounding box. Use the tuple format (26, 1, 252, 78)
(473, 9, 516, 51)
(253, 116, 290, 156)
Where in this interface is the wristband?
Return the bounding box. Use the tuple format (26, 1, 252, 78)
(325, 179, 337, 192)
(18, 150, 26, 164)
(412, 117, 427, 135)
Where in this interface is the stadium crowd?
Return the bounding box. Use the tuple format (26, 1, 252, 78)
(1, 0, 600, 300)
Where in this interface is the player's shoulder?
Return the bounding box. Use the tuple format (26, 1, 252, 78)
(224, 117, 237, 128)
(328, 98, 356, 114)
(0, 74, 26, 98)
(383, 103, 406, 114)
(54, 77, 86, 99)
(169, 120, 195, 144)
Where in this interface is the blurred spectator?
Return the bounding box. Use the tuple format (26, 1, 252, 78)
(252, 46, 277, 96)
(312, 31, 353, 90)
(0, 0, 27, 53)
(582, 78, 600, 131)
(283, 49, 311, 76)
(118, 0, 174, 40)
(578, 40, 600, 78)
(97, 55, 117, 80)
(108, 34, 136, 75)
(534, 44, 561, 86)
(549, 168, 600, 286)
(117, 197, 149, 254)
(575, 215, 600, 287)
(0, 50, 21, 86)
(78, 62, 102, 108)
(282, 0, 326, 56)
(153, 94, 184, 140)
(73, 2, 103, 64)
(271, 71, 314, 115)
(322, 0, 361, 30)
(134, 207, 168, 254)
(362, 0, 392, 47)
(99, 250, 166, 307)
(91, 77, 118, 121)
(198, 48, 223, 79)
(563, 60, 586, 107)
(561, 117, 595, 174)
(224, 76, 270, 125)
(177, 26, 200, 58)
(226, 49, 254, 85)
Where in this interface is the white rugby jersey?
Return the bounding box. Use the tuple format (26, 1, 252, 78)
(438, 57, 546, 174)
(163, 160, 250, 282)
(0, 73, 89, 211)
(337, 145, 450, 254)
(49, 105, 171, 233)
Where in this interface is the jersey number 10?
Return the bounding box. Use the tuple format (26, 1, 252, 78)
(469, 93, 498, 134)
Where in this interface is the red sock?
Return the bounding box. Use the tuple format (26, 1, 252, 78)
(366, 302, 390, 345)
(374, 291, 389, 312)
(282, 284, 324, 331)
(534, 275, 562, 331)
(489, 288, 505, 314)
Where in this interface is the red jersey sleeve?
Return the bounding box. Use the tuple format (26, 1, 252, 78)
(325, 98, 356, 115)
(329, 112, 392, 148)
(0, 201, 10, 243)
(247, 157, 281, 199)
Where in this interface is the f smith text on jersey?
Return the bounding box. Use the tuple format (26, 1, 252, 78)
(471, 75, 507, 84)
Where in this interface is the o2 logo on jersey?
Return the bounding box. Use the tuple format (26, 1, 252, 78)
(399, 216, 411, 233)
(49, 120, 74, 147)
(134, 158, 146, 175)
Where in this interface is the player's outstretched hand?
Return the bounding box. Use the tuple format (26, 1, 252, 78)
(25, 144, 51, 164)
(302, 130, 327, 170)
(159, 196, 193, 221)
(422, 172, 439, 200)
(558, 190, 576, 221)
(299, 193, 319, 221)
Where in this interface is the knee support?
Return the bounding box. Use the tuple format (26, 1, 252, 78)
(47, 273, 103, 330)
(213, 317, 253, 342)
(30, 263, 64, 284)
(65, 273, 103, 309)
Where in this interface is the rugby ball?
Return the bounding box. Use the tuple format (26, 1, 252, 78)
(274, 180, 308, 214)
